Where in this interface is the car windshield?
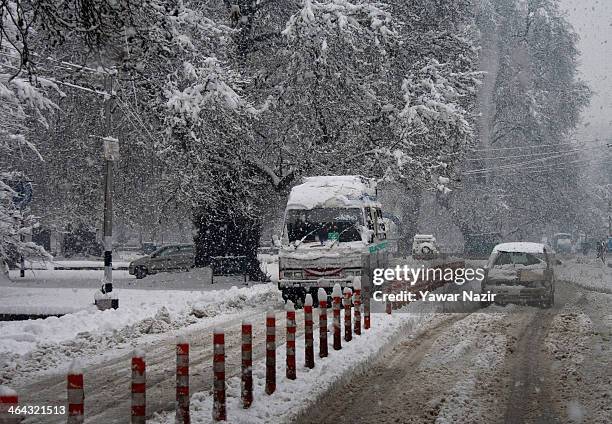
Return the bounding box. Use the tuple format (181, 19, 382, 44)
(285, 208, 363, 244)
(491, 251, 546, 268)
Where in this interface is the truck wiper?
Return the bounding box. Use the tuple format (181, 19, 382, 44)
(328, 224, 359, 249)
(293, 224, 329, 250)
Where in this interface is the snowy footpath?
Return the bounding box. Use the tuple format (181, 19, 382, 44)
(0, 281, 280, 386)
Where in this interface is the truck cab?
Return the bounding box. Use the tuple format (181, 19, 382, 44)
(278, 176, 389, 305)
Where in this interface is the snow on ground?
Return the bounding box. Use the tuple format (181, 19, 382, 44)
(0, 283, 280, 385)
(149, 311, 426, 424)
(557, 257, 612, 293)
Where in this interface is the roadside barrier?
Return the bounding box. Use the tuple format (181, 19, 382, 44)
(213, 330, 226, 421)
(131, 351, 146, 424)
(318, 288, 329, 358)
(0, 385, 20, 424)
(353, 280, 362, 336)
(304, 294, 315, 369)
(265, 311, 276, 395)
(54, 276, 408, 422)
(332, 284, 342, 350)
(213, 329, 227, 421)
(343, 287, 353, 342)
(286, 301, 297, 380)
(364, 286, 371, 329)
(176, 338, 190, 423)
(67, 362, 84, 424)
(241, 321, 253, 408)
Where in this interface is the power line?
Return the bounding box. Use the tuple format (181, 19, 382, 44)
(462, 157, 611, 177)
(469, 140, 609, 152)
(464, 145, 602, 161)
(464, 149, 598, 174)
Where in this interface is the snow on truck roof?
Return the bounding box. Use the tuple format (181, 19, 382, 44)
(492, 242, 548, 254)
(286, 175, 379, 210)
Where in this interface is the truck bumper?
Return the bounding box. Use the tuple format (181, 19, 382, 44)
(278, 278, 355, 289)
(485, 286, 551, 303)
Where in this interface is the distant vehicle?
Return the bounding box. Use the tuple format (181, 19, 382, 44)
(481, 242, 555, 308)
(277, 176, 389, 305)
(411, 234, 439, 259)
(551, 233, 572, 254)
(129, 244, 195, 279)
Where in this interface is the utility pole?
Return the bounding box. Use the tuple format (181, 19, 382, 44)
(95, 73, 119, 310)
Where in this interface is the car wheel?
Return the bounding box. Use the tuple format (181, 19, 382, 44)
(135, 266, 147, 279)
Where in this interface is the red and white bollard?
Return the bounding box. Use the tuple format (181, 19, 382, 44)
(353, 279, 362, 336)
(176, 337, 190, 423)
(332, 284, 342, 350)
(286, 300, 297, 380)
(304, 294, 315, 369)
(364, 286, 371, 330)
(67, 361, 84, 424)
(131, 350, 146, 424)
(318, 288, 328, 358)
(265, 311, 276, 395)
(0, 385, 20, 424)
(241, 320, 253, 408)
(212, 329, 226, 421)
(343, 287, 353, 342)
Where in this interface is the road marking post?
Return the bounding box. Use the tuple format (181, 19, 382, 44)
(304, 294, 315, 369)
(286, 300, 297, 380)
(0, 386, 20, 424)
(67, 361, 84, 424)
(131, 350, 146, 424)
(176, 338, 190, 423)
(332, 284, 342, 350)
(213, 330, 226, 421)
(343, 287, 353, 342)
(364, 286, 371, 330)
(265, 311, 276, 395)
(318, 288, 329, 358)
(241, 321, 253, 408)
(353, 279, 362, 336)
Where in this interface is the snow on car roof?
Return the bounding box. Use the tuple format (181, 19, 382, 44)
(286, 175, 379, 210)
(493, 242, 548, 254)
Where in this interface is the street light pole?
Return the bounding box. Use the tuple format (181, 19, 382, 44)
(96, 73, 119, 310)
(103, 75, 114, 290)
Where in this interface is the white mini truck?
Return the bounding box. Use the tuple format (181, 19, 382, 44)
(277, 176, 389, 306)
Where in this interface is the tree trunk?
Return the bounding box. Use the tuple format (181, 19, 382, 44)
(193, 206, 268, 281)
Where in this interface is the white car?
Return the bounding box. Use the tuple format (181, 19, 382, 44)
(482, 242, 555, 308)
(412, 234, 439, 259)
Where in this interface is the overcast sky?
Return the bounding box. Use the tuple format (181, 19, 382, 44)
(559, 0, 612, 139)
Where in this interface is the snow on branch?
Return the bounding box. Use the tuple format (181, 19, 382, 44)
(282, 0, 397, 41)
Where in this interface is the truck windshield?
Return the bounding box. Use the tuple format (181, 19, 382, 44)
(285, 208, 363, 244)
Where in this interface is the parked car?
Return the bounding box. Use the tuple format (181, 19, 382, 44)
(129, 244, 195, 279)
(481, 242, 555, 308)
(411, 234, 439, 259)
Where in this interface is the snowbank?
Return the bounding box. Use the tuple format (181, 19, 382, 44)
(556, 258, 612, 293)
(0, 284, 278, 357)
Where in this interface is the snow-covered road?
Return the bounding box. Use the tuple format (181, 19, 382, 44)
(294, 279, 612, 424)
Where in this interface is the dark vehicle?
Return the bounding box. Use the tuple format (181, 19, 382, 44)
(129, 244, 195, 279)
(482, 242, 555, 308)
